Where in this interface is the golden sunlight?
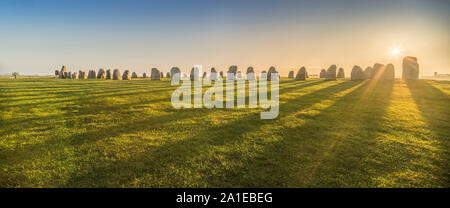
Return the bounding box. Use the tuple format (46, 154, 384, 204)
(390, 47, 401, 56)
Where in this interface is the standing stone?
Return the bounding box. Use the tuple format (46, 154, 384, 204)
(203, 72, 207, 78)
(210, 67, 217, 80)
(319, 69, 326, 78)
(166, 72, 170, 78)
(97, 69, 106, 79)
(72, 72, 78, 79)
(161, 72, 164, 78)
(151, 68, 160, 80)
(122, 70, 131, 80)
(143, 73, 147, 78)
(306, 71, 309, 78)
(67, 72, 72, 79)
(54, 70, 60, 78)
(131, 72, 138, 78)
(402, 56, 419, 80)
(326, 65, 337, 81)
(371, 63, 384, 79)
(89, 70, 97, 79)
(351, 65, 365, 81)
(219, 71, 224, 78)
(113, 69, 122, 80)
(106, 69, 112, 79)
(260, 70, 267, 79)
(227, 65, 237, 80)
(337, 67, 345, 78)
(288, 71, 294, 78)
(170, 67, 181, 80)
(295, 67, 307, 81)
(364, 67, 372, 79)
(246, 67, 255, 80)
(267, 66, 278, 81)
(60, 65, 67, 79)
(383, 64, 395, 79)
(190, 67, 200, 81)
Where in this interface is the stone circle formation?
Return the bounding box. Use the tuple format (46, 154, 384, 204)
(53, 57, 419, 81)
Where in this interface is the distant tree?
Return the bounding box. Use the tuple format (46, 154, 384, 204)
(12, 72, 19, 79)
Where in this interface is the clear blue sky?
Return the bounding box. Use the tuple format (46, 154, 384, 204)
(0, 0, 448, 75)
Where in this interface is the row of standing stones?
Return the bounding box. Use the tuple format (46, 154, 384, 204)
(55, 68, 169, 80)
(54, 56, 420, 81)
(288, 56, 419, 81)
(54, 65, 279, 81)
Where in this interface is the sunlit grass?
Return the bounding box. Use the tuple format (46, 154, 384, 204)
(0, 77, 448, 187)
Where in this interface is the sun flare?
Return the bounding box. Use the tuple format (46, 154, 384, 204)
(390, 47, 401, 56)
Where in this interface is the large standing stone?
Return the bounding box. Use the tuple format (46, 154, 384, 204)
(383, 64, 395, 79)
(402, 56, 419, 80)
(97, 69, 106, 79)
(88, 70, 97, 79)
(246, 67, 255, 80)
(143, 73, 147, 78)
(122, 70, 131, 80)
(326, 65, 337, 81)
(170, 67, 181, 80)
(267, 66, 278, 81)
(131, 72, 138, 78)
(288, 70, 294, 78)
(151, 68, 160, 80)
(60, 65, 67, 79)
(319, 69, 326, 78)
(161, 72, 164, 78)
(364, 67, 372, 79)
(166, 72, 170, 78)
(227, 65, 237, 80)
(67, 72, 72, 79)
(106, 69, 111, 79)
(54, 70, 60, 78)
(113, 69, 122, 80)
(351, 65, 365, 81)
(371, 63, 384, 79)
(72, 72, 78, 79)
(295, 67, 307, 81)
(337, 67, 345, 78)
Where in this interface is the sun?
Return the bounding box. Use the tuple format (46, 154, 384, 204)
(391, 48, 400, 55)
(389, 47, 402, 56)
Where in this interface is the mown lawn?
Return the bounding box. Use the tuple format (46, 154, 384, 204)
(0, 77, 449, 187)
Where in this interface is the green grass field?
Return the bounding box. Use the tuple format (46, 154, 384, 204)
(1, 77, 449, 187)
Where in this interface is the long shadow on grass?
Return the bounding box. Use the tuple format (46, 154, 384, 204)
(60, 81, 362, 187)
(214, 79, 395, 187)
(2, 83, 177, 109)
(406, 80, 450, 186)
